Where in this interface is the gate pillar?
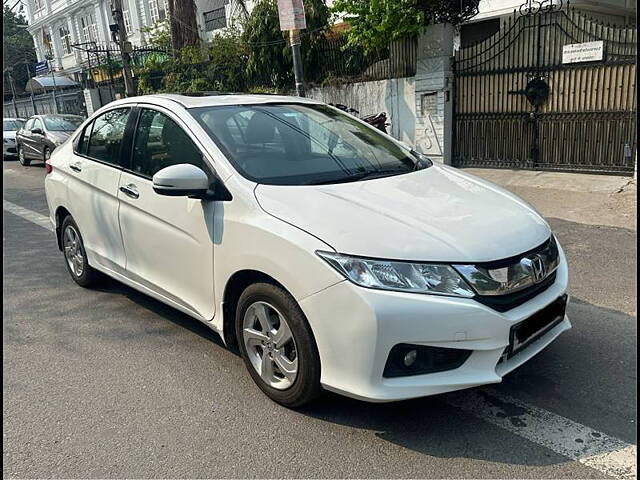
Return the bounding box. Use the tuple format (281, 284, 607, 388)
(414, 23, 455, 165)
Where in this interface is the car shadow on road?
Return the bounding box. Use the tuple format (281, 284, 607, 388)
(42, 269, 636, 468)
(91, 276, 231, 352)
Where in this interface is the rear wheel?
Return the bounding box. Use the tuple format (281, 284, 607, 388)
(236, 282, 322, 407)
(61, 216, 100, 287)
(18, 145, 30, 166)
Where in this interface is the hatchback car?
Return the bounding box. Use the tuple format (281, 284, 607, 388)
(3, 118, 25, 158)
(44, 94, 570, 407)
(17, 114, 83, 166)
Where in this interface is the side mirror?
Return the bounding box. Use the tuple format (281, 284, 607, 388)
(152, 164, 211, 198)
(32, 128, 43, 135)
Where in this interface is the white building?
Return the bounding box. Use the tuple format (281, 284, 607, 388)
(22, 0, 255, 82)
(462, 0, 635, 46)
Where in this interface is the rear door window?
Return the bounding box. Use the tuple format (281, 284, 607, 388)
(75, 122, 93, 156)
(86, 108, 131, 166)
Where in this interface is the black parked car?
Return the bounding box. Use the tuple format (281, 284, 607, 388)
(16, 114, 83, 166)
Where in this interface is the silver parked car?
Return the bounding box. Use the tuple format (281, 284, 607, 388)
(16, 114, 83, 166)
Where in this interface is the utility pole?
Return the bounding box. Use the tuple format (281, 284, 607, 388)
(5, 68, 20, 117)
(277, 0, 307, 97)
(110, 0, 135, 97)
(45, 56, 59, 114)
(289, 29, 305, 97)
(24, 61, 38, 115)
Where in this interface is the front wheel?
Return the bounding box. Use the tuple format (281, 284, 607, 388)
(18, 146, 30, 166)
(43, 147, 51, 162)
(236, 282, 322, 407)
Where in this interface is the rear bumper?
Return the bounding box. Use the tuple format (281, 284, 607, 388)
(299, 247, 570, 402)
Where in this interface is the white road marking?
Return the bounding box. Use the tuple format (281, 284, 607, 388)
(3, 198, 637, 478)
(447, 388, 637, 479)
(3, 200, 53, 231)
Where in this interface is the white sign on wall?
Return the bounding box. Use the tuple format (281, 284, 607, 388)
(562, 41, 604, 64)
(277, 0, 306, 31)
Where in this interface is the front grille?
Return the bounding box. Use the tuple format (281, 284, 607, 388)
(465, 236, 560, 312)
(475, 270, 557, 312)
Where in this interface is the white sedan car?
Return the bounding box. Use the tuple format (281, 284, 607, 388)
(44, 94, 570, 407)
(3, 118, 25, 158)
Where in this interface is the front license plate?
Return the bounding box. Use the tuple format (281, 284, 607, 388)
(507, 294, 568, 359)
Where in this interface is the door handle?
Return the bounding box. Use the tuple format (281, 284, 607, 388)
(69, 162, 82, 173)
(119, 184, 139, 199)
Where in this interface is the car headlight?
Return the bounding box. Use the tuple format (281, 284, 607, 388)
(316, 251, 475, 297)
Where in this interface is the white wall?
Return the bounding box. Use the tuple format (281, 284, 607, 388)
(307, 78, 416, 146)
(474, 0, 635, 22)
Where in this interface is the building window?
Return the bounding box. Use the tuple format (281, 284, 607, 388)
(149, 0, 167, 24)
(42, 30, 53, 58)
(123, 7, 132, 35)
(33, 0, 45, 12)
(59, 26, 72, 55)
(203, 7, 226, 31)
(81, 14, 98, 43)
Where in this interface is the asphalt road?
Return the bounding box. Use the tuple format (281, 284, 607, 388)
(3, 159, 637, 478)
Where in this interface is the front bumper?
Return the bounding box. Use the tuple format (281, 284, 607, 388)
(299, 247, 570, 402)
(3, 142, 17, 155)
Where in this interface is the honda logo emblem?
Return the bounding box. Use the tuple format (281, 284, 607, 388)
(524, 254, 546, 283)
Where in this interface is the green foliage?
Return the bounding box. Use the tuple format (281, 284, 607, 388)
(242, 0, 330, 89)
(3, 6, 38, 92)
(205, 27, 249, 92)
(331, 0, 479, 52)
(141, 20, 172, 51)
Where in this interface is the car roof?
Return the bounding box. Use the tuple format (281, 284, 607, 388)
(112, 93, 323, 109)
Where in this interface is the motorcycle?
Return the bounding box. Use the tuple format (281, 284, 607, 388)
(329, 103, 389, 134)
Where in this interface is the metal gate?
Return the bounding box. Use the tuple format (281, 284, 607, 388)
(453, 3, 637, 175)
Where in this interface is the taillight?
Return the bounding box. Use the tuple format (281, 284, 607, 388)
(45, 159, 53, 174)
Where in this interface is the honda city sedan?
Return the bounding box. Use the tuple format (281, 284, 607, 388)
(17, 114, 83, 166)
(44, 94, 570, 407)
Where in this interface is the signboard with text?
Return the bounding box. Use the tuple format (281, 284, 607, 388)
(34, 61, 49, 75)
(277, 0, 306, 31)
(562, 41, 604, 64)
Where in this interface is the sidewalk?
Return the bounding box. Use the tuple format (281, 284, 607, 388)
(462, 168, 637, 230)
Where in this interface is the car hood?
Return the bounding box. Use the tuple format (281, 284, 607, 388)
(3, 131, 17, 140)
(254, 165, 551, 263)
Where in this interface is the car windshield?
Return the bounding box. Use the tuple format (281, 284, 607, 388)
(43, 116, 83, 132)
(3, 120, 24, 131)
(190, 103, 430, 185)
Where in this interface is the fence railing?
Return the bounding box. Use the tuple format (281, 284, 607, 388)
(3, 89, 86, 118)
(313, 35, 417, 84)
(72, 33, 418, 95)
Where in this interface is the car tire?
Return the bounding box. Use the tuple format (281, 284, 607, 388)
(236, 282, 322, 408)
(43, 147, 51, 162)
(60, 216, 100, 288)
(18, 146, 30, 166)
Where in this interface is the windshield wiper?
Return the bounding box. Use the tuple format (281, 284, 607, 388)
(307, 168, 410, 185)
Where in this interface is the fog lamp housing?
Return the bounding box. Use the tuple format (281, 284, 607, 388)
(383, 343, 472, 378)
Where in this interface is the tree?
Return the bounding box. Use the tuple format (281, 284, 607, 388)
(242, 0, 330, 89)
(167, 0, 200, 51)
(3, 6, 38, 93)
(331, 0, 479, 52)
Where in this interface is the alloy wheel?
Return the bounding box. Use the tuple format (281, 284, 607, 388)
(63, 225, 84, 277)
(242, 301, 298, 390)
